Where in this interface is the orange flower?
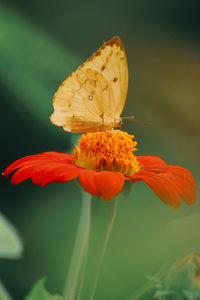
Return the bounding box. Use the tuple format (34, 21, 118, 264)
(3, 131, 197, 209)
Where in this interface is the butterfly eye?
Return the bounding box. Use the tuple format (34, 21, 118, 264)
(115, 117, 122, 126)
(88, 95, 93, 101)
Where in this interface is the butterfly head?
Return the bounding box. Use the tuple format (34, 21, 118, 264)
(114, 117, 123, 128)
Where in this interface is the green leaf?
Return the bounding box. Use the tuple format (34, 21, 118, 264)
(146, 275, 162, 286)
(0, 213, 23, 259)
(183, 290, 200, 300)
(0, 281, 12, 300)
(25, 279, 63, 300)
(164, 261, 197, 291)
(154, 289, 174, 298)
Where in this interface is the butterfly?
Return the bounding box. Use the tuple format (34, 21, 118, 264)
(50, 36, 128, 132)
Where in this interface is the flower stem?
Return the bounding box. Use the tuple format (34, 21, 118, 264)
(76, 239, 89, 300)
(89, 198, 118, 300)
(63, 189, 92, 300)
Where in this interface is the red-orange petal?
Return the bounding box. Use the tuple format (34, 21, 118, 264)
(3, 151, 74, 177)
(131, 155, 197, 209)
(135, 171, 181, 208)
(79, 170, 125, 200)
(136, 155, 167, 167)
(168, 165, 197, 205)
(3, 152, 80, 186)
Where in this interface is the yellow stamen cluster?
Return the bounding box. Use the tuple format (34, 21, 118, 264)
(73, 130, 141, 176)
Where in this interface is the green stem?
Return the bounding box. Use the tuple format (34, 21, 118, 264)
(89, 198, 118, 300)
(63, 189, 92, 300)
(76, 237, 89, 300)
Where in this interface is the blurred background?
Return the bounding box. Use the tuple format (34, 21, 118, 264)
(0, 0, 200, 299)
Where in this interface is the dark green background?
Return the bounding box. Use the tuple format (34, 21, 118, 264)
(1, 1, 200, 299)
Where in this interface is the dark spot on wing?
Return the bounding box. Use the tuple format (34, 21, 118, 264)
(100, 113, 104, 124)
(103, 85, 108, 91)
(101, 65, 106, 72)
(105, 36, 125, 52)
(87, 45, 106, 62)
(113, 77, 118, 82)
(86, 36, 125, 63)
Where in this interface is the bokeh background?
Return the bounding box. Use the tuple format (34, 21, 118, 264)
(1, 0, 200, 299)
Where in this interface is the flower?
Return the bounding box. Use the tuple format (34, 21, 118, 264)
(3, 130, 197, 208)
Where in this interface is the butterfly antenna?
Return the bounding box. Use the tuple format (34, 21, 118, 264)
(122, 116, 151, 126)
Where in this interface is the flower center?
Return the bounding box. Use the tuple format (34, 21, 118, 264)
(73, 130, 141, 176)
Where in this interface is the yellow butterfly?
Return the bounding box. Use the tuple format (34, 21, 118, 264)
(50, 36, 128, 132)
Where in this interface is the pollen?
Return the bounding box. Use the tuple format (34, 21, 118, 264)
(73, 130, 141, 176)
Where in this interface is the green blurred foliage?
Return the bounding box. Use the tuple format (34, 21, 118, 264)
(0, 0, 200, 299)
(0, 213, 23, 299)
(134, 253, 200, 300)
(25, 279, 63, 300)
(0, 213, 23, 259)
(0, 281, 12, 300)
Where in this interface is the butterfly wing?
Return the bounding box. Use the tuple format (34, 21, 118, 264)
(82, 36, 128, 121)
(51, 68, 115, 132)
(50, 36, 128, 132)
